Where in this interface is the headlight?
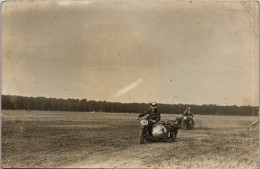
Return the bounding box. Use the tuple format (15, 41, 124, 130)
(183, 116, 187, 120)
(141, 120, 148, 125)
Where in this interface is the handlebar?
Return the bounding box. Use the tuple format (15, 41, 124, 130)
(137, 118, 156, 123)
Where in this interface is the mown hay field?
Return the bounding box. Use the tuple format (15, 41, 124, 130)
(2, 110, 259, 168)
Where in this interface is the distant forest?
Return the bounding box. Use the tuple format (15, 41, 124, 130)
(1, 95, 259, 116)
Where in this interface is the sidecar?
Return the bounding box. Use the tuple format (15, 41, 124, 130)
(152, 122, 177, 142)
(139, 119, 178, 144)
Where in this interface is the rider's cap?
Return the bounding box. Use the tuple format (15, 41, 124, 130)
(150, 102, 157, 108)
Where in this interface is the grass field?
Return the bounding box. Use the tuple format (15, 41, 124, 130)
(1, 110, 259, 168)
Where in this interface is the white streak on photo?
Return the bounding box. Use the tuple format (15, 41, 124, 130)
(113, 78, 144, 98)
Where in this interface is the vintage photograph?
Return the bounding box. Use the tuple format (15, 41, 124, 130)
(1, 1, 259, 168)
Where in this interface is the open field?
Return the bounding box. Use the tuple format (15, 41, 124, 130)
(2, 110, 259, 168)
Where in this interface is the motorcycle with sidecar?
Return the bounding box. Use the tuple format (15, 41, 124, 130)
(181, 115, 194, 130)
(139, 118, 182, 144)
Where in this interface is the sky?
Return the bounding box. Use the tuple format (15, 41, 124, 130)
(2, 1, 259, 106)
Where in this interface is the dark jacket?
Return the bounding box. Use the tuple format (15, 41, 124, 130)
(138, 108, 161, 122)
(183, 110, 193, 117)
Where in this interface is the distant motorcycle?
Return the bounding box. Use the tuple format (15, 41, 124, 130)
(181, 115, 194, 130)
(139, 118, 181, 144)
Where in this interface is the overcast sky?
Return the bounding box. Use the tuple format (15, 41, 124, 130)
(2, 1, 259, 106)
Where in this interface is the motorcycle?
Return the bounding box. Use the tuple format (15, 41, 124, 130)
(139, 119, 179, 144)
(181, 115, 194, 130)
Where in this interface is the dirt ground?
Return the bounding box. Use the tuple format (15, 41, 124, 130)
(1, 110, 259, 168)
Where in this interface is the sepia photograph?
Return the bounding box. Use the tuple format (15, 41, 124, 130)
(1, 1, 259, 168)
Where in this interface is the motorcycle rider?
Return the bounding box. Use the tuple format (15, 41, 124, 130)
(138, 102, 161, 136)
(183, 107, 193, 117)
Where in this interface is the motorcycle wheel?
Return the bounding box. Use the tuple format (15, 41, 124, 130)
(187, 120, 194, 130)
(191, 120, 194, 129)
(140, 130, 145, 144)
(182, 122, 186, 130)
(187, 123, 191, 130)
(170, 133, 177, 142)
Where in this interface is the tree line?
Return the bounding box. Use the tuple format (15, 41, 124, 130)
(1, 95, 259, 116)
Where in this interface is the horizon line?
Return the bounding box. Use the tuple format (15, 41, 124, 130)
(1, 94, 259, 107)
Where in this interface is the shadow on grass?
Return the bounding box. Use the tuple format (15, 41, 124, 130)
(174, 137, 197, 142)
(192, 127, 211, 130)
(144, 137, 197, 143)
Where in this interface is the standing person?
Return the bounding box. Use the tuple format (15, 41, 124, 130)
(138, 102, 161, 136)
